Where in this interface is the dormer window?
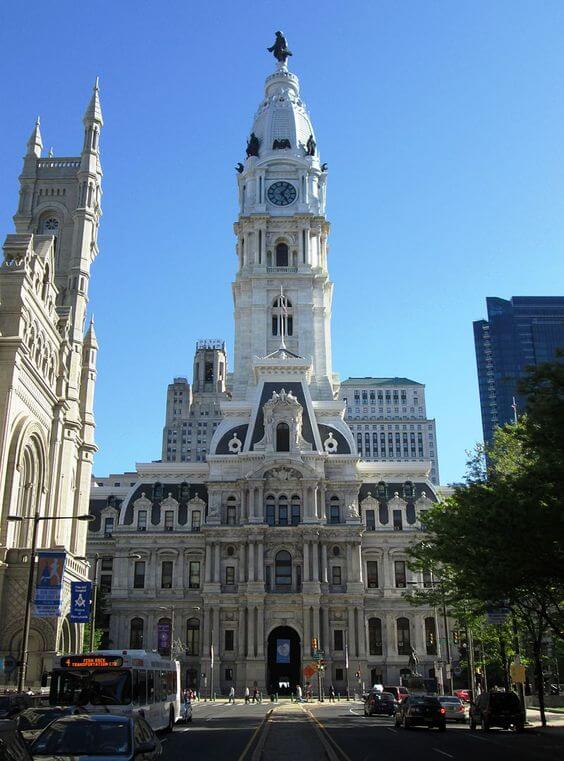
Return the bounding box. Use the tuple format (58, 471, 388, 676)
(137, 510, 147, 531)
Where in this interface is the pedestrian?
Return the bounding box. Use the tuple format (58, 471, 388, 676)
(296, 684, 303, 702)
(244, 686, 250, 704)
(328, 684, 335, 702)
(228, 685, 235, 704)
(252, 686, 259, 703)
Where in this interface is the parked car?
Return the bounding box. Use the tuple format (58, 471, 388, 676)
(438, 696, 468, 723)
(17, 707, 84, 744)
(0, 695, 34, 720)
(0, 719, 33, 761)
(469, 691, 524, 732)
(454, 689, 471, 703)
(364, 691, 397, 717)
(395, 696, 446, 730)
(383, 686, 409, 703)
(30, 714, 162, 761)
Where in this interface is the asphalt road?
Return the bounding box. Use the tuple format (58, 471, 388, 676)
(160, 700, 564, 761)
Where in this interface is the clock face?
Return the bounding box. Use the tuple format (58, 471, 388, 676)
(267, 181, 297, 206)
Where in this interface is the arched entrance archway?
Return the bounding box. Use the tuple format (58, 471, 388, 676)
(267, 626, 301, 696)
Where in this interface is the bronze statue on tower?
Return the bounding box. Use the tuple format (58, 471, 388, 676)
(267, 31, 292, 63)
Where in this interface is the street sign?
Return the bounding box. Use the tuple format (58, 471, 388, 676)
(486, 607, 510, 626)
(510, 661, 526, 684)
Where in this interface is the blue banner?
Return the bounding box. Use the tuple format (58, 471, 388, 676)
(70, 581, 92, 623)
(276, 639, 290, 664)
(34, 551, 66, 617)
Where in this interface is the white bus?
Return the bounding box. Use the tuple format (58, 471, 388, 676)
(48, 650, 181, 732)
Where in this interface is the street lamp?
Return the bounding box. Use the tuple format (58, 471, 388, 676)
(7, 512, 94, 692)
(79, 552, 142, 652)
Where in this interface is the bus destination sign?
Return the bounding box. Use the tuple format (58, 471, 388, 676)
(61, 656, 123, 668)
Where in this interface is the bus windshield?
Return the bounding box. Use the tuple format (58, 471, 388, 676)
(51, 669, 132, 706)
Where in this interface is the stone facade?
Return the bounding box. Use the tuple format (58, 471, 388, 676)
(0, 84, 103, 686)
(87, 49, 451, 695)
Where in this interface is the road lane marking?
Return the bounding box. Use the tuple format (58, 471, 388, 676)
(385, 727, 398, 733)
(303, 706, 354, 761)
(432, 750, 453, 758)
(237, 707, 273, 761)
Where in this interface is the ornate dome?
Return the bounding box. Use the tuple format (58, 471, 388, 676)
(247, 62, 318, 165)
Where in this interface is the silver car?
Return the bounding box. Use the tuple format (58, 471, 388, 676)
(438, 696, 468, 723)
(30, 713, 162, 761)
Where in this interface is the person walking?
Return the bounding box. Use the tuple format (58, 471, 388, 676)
(296, 684, 303, 702)
(228, 685, 235, 704)
(328, 684, 336, 702)
(244, 686, 250, 704)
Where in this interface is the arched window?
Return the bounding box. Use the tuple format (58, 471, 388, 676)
(226, 495, 237, 525)
(397, 618, 411, 655)
(368, 618, 383, 655)
(290, 495, 301, 526)
(265, 495, 276, 526)
(278, 495, 288, 525)
(276, 422, 290, 452)
(130, 618, 144, 649)
(271, 296, 293, 337)
(329, 496, 340, 524)
(157, 617, 172, 656)
(153, 482, 163, 501)
(186, 618, 200, 656)
(275, 550, 292, 589)
(425, 617, 437, 655)
(275, 242, 288, 267)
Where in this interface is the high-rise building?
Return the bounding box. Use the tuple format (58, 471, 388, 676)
(339, 378, 440, 484)
(474, 296, 564, 444)
(162, 340, 229, 463)
(86, 37, 450, 696)
(0, 83, 103, 686)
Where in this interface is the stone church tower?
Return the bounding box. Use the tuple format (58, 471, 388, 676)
(0, 82, 103, 685)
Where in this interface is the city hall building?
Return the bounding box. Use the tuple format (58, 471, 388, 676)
(86, 40, 449, 695)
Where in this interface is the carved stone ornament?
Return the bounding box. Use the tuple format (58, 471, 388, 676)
(228, 432, 242, 454)
(160, 493, 179, 510)
(265, 467, 302, 481)
(134, 492, 152, 510)
(254, 388, 311, 453)
(323, 431, 338, 454)
(345, 500, 360, 520)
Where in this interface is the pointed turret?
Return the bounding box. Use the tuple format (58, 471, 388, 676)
(84, 315, 99, 351)
(26, 116, 43, 158)
(83, 77, 103, 127)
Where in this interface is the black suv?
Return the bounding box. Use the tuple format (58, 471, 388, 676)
(364, 691, 398, 717)
(395, 696, 446, 730)
(469, 691, 524, 732)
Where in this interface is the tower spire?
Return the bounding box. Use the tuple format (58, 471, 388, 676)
(83, 76, 103, 126)
(26, 116, 42, 158)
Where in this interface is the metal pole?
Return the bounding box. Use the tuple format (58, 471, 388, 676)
(466, 625, 477, 699)
(441, 592, 454, 694)
(88, 554, 99, 652)
(511, 613, 526, 721)
(18, 514, 40, 692)
(345, 630, 350, 700)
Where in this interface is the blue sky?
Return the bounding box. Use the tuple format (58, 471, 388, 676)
(1, 1, 563, 484)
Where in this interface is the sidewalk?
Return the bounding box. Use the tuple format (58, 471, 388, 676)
(526, 707, 564, 732)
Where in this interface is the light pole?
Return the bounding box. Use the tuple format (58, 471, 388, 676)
(7, 512, 94, 692)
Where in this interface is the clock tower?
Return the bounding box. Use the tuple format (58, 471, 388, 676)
(232, 44, 334, 401)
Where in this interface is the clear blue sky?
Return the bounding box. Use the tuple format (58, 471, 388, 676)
(1, 1, 563, 484)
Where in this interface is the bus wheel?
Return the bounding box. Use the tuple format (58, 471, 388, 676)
(167, 706, 175, 732)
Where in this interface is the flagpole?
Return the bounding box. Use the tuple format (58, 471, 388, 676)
(210, 636, 214, 701)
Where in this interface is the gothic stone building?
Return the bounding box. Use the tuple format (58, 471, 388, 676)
(87, 46, 448, 695)
(0, 84, 103, 686)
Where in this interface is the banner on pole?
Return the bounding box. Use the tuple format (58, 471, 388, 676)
(157, 621, 171, 654)
(70, 581, 92, 623)
(34, 551, 66, 617)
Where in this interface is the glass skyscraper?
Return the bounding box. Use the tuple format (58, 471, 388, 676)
(473, 296, 564, 444)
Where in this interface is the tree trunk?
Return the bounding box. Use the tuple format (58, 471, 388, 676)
(532, 638, 547, 727)
(498, 627, 509, 691)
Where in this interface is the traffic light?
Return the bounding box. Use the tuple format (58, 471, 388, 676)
(355, 670, 361, 679)
(311, 638, 318, 652)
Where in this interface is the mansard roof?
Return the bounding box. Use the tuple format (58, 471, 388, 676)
(341, 377, 424, 387)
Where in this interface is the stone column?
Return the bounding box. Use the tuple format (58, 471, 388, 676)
(303, 605, 311, 658)
(303, 540, 310, 582)
(239, 543, 246, 583)
(257, 606, 265, 657)
(248, 541, 255, 582)
(312, 541, 319, 582)
(238, 609, 246, 658)
(356, 608, 366, 658)
(357, 544, 364, 584)
(257, 541, 264, 582)
(247, 606, 255, 657)
(257, 485, 264, 522)
(248, 487, 255, 522)
(346, 544, 353, 584)
(213, 616, 220, 667)
(214, 542, 220, 583)
(202, 607, 211, 656)
(205, 542, 213, 583)
(323, 605, 330, 655)
(348, 607, 356, 658)
(321, 543, 328, 583)
(319, 484, 327, 521)
(241, 489, 247, 522)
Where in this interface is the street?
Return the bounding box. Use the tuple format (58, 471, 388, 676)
(161, 700, 564, 761)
